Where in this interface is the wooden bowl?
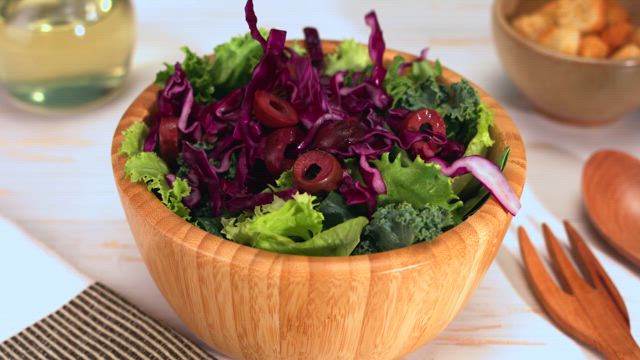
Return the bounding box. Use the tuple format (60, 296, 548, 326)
(111, 41, 527, 360)
(493, 0, 640, 125)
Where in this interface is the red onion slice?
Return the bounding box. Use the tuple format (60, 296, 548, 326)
(429, 156, 521, 216)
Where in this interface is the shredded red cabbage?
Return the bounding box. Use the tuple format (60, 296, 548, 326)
(244, 0, 266, 48)
(364, 11, 387, 87)
(338, 170, 377, 213)
(358, 154, 387, 194)
(145, 1, 519, 219)
(303, 27, 324, 70)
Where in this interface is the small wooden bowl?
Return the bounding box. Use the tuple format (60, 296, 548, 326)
(111, 42, 526, 360)
(493, 0, 640, 125)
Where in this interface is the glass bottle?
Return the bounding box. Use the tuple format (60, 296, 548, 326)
(0, 0, 135, 110)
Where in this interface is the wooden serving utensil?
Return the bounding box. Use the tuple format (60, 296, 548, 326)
(519, 222, 640, 359)
(583, 150, 640, 268)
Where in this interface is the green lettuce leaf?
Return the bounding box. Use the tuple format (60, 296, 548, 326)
(119, 122, 149, 158)
(154, 63, 175, 86)
(256, 217, 368, 257)
(221, 193, 324, 246)
(124, 152, 169, 181)
(411, 58, 443, 81)
(147, 176, 191, 219)
(324, 39, 371, 76)
(210, 30, 267, 96)
(464, 102, 495, 156)
(373, 152, 461, 211)
(154, 29, 268, 103)
(268, 170, 294, 192)
(289, 42, 307, 55)
(452, 103, 497, 194)
(221, 193, 368, 256)
(155, 47, 216, 104)
(124, 152, 191, 220)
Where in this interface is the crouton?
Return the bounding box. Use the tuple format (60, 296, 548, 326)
(611, 44, 640, 59)
(538, 1, 560, 20)
(605, 0, 630, 25)
(601, 21, 634, 50)
(633, 27, 640, 46)
(538, 26, 581, 55)
(513, 14, 554, 41)
(557, 0, 607, 33)
(579, 35, 611, 58)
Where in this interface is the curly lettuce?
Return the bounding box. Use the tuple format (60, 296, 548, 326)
(373, 152, 461, 211)
(155, 29, 268, 103)
(119, 122, 149, 157)
(222, 193, 367, 256)
(464, 102, 495, 156)
(121, 123, 191, 220)
(323, 39, 371, 76)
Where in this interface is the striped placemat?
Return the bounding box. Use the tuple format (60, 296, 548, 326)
(0, 283, 215, 360)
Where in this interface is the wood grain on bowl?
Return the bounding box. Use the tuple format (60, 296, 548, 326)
(111, 42, 526, 360)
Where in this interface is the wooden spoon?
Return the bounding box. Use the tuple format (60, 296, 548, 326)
(583, 150, 640, 268)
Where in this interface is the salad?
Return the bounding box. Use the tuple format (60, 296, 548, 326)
(118, 0, 520, 256)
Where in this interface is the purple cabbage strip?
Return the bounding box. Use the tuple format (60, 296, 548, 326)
(339, 83, 390, 110)
(338, 170, 377, 213)
(198, 87, 244, 136)
(165, 174, 176, 187)
(183, 170, 202, 209)
(232, 148, 250, 191)
(182, 142, 220, 182)
(143, 117, 159, 152)
(398, 130, 465, 161)
(275, 52, 329, 128)
(244, 0, 266, 49)
(225, 189, 296, 214)
(181, 144, 217, 212)
(214, 144, 243, 173)
(328, 71, 345, 107)
(234, 29, 287, 148)
(364, 11, 387, 87)
(296, 113, 344, 152)
(177, 88, 195, 134)
(303, 27, 324, 70)
(429, 156, 521, 216)
(157, 63, 198, 138)
(358, 154, 387, 194)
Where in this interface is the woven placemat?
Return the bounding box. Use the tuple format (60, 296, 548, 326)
(0, 283, 216, 360)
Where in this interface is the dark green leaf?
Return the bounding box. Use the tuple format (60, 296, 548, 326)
(454, 147, 511, 221)
(318, 192, 355, 230)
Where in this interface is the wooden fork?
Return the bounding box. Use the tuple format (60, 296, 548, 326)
(518, 221, 640, 359)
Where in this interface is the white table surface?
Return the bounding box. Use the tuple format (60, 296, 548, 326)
(1, 1, 639, 358)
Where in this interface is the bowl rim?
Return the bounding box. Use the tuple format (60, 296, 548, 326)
(493, 0, 640, 67)
(111, 40, 527, 271)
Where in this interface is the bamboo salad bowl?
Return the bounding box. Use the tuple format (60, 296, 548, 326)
(111, 42, 527, 360)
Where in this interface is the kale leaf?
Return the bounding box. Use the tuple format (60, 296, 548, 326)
(364, 202, 454, 252)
